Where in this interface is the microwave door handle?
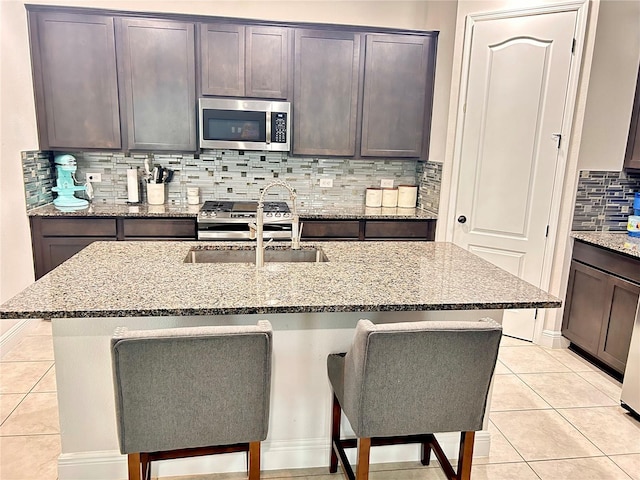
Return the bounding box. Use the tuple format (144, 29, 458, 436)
(265, 111, 271, 145)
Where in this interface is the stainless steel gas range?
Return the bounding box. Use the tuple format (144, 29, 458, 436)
(197, 200, 293, 240)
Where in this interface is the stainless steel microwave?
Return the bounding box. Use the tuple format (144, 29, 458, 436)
(199, 98, 291, 151)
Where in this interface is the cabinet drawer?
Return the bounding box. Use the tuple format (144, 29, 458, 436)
(122, 218, 196, 238)
(40, 218, 117, 236)
(365, 220, 434, 240)
(573, 241, 640, 284)
(300, 220, 360, 239)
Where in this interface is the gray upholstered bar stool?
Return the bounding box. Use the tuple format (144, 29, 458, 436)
(111, 321, 273, 480)
(327, 318, 502, 480)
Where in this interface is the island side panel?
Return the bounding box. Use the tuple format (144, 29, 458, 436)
(52, 310, 502, 479)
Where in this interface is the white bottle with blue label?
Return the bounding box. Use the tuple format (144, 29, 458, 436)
(628, 192, 640, 237)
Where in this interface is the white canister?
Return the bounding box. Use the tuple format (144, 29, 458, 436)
(365, 188, 383, 207)
(187, 187, 200, 205)
(147, 183, 165, 205)
(397, 185, 418, 208)
(382, 188, 398, 208)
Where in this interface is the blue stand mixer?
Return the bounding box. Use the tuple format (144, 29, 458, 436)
(52, 154, 89, 209)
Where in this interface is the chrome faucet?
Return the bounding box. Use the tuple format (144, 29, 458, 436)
(250, 180, 300, 267)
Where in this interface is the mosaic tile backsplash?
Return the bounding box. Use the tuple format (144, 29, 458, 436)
(22, 151, 54, 209)
(21, 149, 442, 212)
(572, 170, 640, 231)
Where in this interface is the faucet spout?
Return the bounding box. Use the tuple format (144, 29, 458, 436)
(252, 181, 300, 268)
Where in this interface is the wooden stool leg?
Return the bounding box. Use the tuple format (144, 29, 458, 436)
(421, 442, 431, 466)
(456, 431, 475, 480)
(127, 453, 142, 480)
(141, 453, 151, 480)
(355, 437, 371, 480)
(330, 393, 341, 473)
(248, 442, 261, 480)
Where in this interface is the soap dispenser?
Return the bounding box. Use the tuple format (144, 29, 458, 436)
(627, 192, 640, 237)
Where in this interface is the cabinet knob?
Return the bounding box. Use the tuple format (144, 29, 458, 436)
(457, 215, 467, 224)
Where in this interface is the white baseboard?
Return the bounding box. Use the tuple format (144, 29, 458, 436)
(539, 329, 569, 349)
(0, 319, 38, 359)
(57, 432, 492, 479)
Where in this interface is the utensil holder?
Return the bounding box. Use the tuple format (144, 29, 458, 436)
(147, 183, 165, 205)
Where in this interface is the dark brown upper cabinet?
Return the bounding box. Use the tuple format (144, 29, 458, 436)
(361, 34, 437, 158)
(117, 18, 197, 151)
(624, 63, 640, 170)
(293, 29, 362, 156)
(28, 11, 121, 150)
(200, 24, 290, 99)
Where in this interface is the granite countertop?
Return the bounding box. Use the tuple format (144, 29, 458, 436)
(571, 232, 640, 260)
(0, 241, 560, 319)
(27, 203, 202, 218)
(27, 203, 438, 220)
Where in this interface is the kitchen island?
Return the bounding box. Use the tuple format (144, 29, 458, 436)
(0, 241, 560, 479)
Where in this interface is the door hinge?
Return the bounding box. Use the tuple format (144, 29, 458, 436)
(571, 38, 576, 54)
(552, 133, 562, 149)
(545, 225, 550, 237)
(534, 308, 538, 320)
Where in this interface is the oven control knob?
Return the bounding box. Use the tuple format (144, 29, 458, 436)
(266, 212, 273, 217)
(284, 212, 292, 218)
(210, 212, 217, 218)
(275, 212, 282, 217)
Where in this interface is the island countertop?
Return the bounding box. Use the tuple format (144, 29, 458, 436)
(0, 241, 560, 319)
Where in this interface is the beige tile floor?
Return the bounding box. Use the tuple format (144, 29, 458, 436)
(1, 320, 640, 480)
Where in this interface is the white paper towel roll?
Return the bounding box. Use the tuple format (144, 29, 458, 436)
(127, 168, 139, 203)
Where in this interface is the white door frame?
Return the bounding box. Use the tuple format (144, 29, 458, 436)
(444, 1, 589, 343)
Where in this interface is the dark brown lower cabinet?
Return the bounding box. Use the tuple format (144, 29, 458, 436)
(30, 216, 197, 279)
(121, 218, 196, 239)
(300, 218, 436, 241)
(562, 241, 640, 374)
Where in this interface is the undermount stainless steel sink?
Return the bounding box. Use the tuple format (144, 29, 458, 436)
(184, 247, 328, 264)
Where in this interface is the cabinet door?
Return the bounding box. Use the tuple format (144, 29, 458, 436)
(561, 261, 609, 356)
(365, 220, 435, 240)
(361, 34, 436, 158)
(246, 26, 290, 99)
(598, 276, 640, 373)
(118, 18, 196, 151)
(300, 220, 361, 240)
(293, 29, 361, 156)
(121, 218, 196, 239)
(39, 237, 116, 279)
(29, 11, 121, 149)
(624, 63, 640, 170)
(200, 23, 245, 97)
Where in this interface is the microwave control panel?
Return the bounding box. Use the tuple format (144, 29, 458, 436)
(271, 112, 288, 144)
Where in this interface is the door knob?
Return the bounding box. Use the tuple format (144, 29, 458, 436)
(457, 215, 467, 224)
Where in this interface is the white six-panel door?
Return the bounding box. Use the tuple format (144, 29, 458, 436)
(453, 9, 577, 340)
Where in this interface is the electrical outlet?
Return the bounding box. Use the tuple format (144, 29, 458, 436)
(86, 172, 102, 183)
(319, 178, 333, 188)
(380, 178, 394, 188)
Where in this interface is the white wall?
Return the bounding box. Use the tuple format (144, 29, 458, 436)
(0, 0, 457, 303)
